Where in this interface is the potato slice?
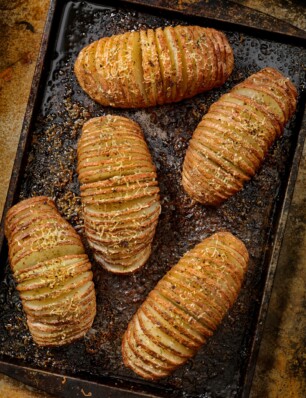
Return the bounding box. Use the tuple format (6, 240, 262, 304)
(134, 313, 186, 365)
(146, 28, 164, 105)
(191, 26, 216, 92)
(89, 225, 155, 249)
(95, 37, 114, 105)
(189, 136, 251, 184)
(28, 314, 95, 347)
(257, 67, 297, 115)
(5, 197, 56, 237)
(232, 85, 286, 125)
(85, 203, 160, 233)
(94, 245, 152, 274)
(218, 29, 234, 83)
(127, 323, 172, 372)
(84, 41, 110, 106)
(189, 139, 246, 188)
(122, 329, 169, 379)
(19, 271, 93, 301)
(12, 242, 84, 273)
(103, 34, 125, 107)
(184, 146, 242, 201)
(200, 27, 219, 88)
(154, 27, 174, 103)
(16, 255, 89, 286)
(122, 232, 249, 379)
(80, 178, 158, 198)
(81, 171, 156, 188)
(214, 95, 280, 143)
(84, 195, 158, 218)
(174, 25, 197, 99)
(183, 160, 229, 205)
(78, 164, 155, 184)
(140, 29, 156, 106)
(142, 300, 199, 349)
(27, 298, 95, 326)
(126, 30, 147, 107)
(150, 290, 212, 338)
(164, 26, 184, 101)
(182, 68, 297, 205)
(79, 42, 109, 106)
(23, 281, 95, 317)
(81, 186, 159, 206)
(156, 278, 220, 333)
(145, 293, 206, 346)
(4, 197, 96, 346)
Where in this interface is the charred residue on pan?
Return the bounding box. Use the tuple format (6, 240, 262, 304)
(0, 1, 305, 397)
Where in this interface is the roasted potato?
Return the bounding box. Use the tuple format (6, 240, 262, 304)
(122, 231, 249, 379)
(182, 67, 297, 205)
(77, 115, 161, 273)
(4, 196, 96, 347)
(74, 25, 234, 108)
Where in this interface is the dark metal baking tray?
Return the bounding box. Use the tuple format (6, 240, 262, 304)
(0, 1, 305, 397)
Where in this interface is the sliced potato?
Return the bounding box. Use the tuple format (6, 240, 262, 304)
(78, 115, 160, 273)
(182, 67, 297, 205)
(122, 231, 249, 380)
(74, 25, 233, 107)
(4, 197, 96, 347)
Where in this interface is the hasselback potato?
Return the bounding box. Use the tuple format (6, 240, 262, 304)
(74, 25, 234, 108)
(182, 67, 297, 205)
(77, 115, 161, 273)
(4, 196, 96, 347)
(122, 231, 249, 380)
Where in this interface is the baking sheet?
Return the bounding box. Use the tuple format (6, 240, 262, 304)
(0, 1, 305, 397)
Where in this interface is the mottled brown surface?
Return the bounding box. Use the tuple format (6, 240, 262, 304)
(250, 145, 306, 398)
(0, 0, 50, 221)
(0, 0, 305, 397)
(235, 0, 306, 31)
(0, 373, 52, 398)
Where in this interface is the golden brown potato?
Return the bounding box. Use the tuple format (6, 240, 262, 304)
(182, 67, 297, 205)
(4, 196, 96, 347)
(74, 25, 234, 108)
(77, 115, 161, 273)
(122, 231, 249, 380)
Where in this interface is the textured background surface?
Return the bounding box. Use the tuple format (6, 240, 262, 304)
(0, 0, 305, 397)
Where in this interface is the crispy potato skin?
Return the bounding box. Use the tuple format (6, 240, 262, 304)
(182, 67, 297, 206)
(4, 196, 96, 347)
(77, 115, 161, 273)
(74, 25, 234, 108)
(122, 231, 249, 380)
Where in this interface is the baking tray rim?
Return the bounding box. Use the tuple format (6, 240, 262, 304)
(0, 1, 305, 397)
